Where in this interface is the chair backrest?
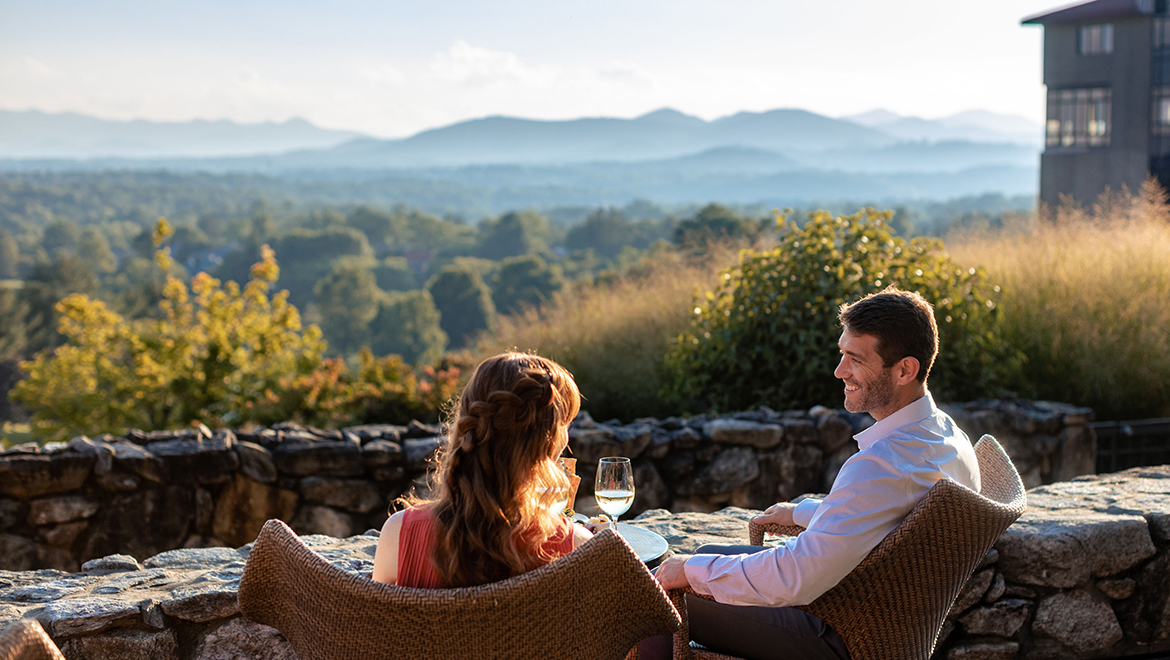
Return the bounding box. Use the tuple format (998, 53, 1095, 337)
(795, 434, 1027, 660)
(238, 519, 681, 660)
(0, 620, 65, 660)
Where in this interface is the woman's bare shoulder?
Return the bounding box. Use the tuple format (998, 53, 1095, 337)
(571, 522, 593, 549)
(372, 510, 408, 584)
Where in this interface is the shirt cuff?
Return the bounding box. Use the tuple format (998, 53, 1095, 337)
(792, 498, 822, 527)
(683, 554, 717, 596)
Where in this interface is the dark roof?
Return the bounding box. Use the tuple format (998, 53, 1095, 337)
(1022, 0, 1154, 25)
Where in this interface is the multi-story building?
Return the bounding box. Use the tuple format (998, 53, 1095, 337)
(1024, 0, 1170, 206)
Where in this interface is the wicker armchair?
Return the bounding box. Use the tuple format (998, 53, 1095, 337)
(669, 434, 1027, 660)
(0, 620, 65, 660)
(238, 519, 680, 660)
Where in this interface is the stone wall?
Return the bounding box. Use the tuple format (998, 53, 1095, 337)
(1, 465, 1167, 660)
(0, 398, 1094, 573)
(0, 538, 364, 660)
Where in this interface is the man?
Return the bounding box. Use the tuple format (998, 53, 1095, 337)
(651, 287, 981, 660)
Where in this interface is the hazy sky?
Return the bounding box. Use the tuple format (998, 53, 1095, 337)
(1, 0, 1061, 137)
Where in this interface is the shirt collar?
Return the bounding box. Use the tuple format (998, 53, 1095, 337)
(853, 392, 936, 451)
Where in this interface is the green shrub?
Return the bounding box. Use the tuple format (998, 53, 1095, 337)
(13, 242, 327, 439)
(271, 349, 463, 429)
(665, 209, 1020, 413)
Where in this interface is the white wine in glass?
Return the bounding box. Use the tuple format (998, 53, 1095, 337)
(595, 457, 635, 524)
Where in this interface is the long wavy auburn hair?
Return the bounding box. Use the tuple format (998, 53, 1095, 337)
(425, 352, 581, 588)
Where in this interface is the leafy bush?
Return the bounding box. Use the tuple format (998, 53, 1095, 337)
(12, 220, 461, 439)
(269, 349, 463, 429)
(665, 209, 1020, 413)
(13, 242, 325, 439)
(949, 183, 1170, 419)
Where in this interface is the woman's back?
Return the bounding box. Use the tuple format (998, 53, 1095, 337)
(371, 352, 586, 589)
(396, 506, 577, 588)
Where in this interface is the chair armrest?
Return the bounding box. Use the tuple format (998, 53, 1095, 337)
(748, 521, 805, 546)
(667, 588, 708, 660)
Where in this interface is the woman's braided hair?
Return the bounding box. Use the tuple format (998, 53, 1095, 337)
(427, 352, 580, 587)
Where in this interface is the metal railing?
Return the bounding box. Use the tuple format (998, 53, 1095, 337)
(1094, 417, 1170, 474)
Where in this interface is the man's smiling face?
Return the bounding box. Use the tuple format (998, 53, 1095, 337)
(833, 330, 896, 416)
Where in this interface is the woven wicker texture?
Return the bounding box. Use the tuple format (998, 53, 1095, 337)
(0, 620, 65, 660)
(672, 434, 1027, 660)
(238, 519, 680, 660)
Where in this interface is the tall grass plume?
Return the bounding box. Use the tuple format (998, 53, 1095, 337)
(948, 180, 1170, 420)
(475, 246, 735, 422)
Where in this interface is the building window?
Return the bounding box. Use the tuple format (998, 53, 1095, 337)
(1153, 88, 1170, 135)
(1078, 23, 1114, 55)
(1046, 88, 1111, 147)
(1156, 17, 1170, 49)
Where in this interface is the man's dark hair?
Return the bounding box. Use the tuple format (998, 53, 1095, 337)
(838, 286, 938, 384)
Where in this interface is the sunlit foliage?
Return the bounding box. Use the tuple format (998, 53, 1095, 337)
(665, 209, 1020, 413)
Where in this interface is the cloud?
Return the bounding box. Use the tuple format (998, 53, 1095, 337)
(360, 63, 406, 86)
(23, 57, 57, 77)
(597, 60, 654, 88)
(428, 41, 556, 86)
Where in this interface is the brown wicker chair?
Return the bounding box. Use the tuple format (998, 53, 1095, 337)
(0, 620, 65, 660)
(668, 434, 1027, 660)
(238, 518, 681, 660)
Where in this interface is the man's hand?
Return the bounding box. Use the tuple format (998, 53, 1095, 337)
(753, 501, 798, 527)
(653, 554, 692, 590)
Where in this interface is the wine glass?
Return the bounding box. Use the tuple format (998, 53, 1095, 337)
(594, 457, 635, 527)
(551, 459, 571, 514)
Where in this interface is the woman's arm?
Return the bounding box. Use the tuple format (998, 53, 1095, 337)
(372, 510, 405, 584)
(571, 522, 593, 549)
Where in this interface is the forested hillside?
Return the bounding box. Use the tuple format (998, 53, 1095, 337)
(0, 169, 1035, 428)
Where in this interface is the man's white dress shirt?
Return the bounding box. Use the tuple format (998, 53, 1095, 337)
(683, 392, 980, 608)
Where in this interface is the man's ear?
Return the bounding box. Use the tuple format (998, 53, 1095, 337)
(895, 357, 920, 386)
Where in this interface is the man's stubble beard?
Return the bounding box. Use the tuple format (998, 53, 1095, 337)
(843, 367, 897, 415)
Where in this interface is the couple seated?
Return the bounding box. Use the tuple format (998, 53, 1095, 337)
(371, 288, 1000, 660)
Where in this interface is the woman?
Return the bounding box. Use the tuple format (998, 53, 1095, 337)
(372, 352, 592, 588)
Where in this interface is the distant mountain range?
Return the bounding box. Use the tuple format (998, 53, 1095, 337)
(0, 107, 1042, 206)
(279, 108, 899, 168)
(0, 107, 1041, 163)
(843, 109, 1042, 146)
(0, 110, 361, 159)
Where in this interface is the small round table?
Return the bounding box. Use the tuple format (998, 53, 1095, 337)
(614, 523, 669, 568)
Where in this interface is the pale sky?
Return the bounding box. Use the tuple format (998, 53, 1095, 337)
(0, 0, 1061, 138)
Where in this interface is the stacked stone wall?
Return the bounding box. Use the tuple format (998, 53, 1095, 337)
(0, 398, 1094, 573)
(3, 465, 1168, 659)
(937, 464, 1170, 658)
